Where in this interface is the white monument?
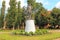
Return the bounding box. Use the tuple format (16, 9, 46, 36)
(25, 4, 35, 33)
(25, 20, 35, 33)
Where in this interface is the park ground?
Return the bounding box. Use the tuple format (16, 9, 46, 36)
(0, 29, 60, 40)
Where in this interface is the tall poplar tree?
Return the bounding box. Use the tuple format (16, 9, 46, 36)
(0, 9, 1, 27)
(7, 0, 17, 30)
(17, 1, 22, 29)
(1, 0, 5, 28)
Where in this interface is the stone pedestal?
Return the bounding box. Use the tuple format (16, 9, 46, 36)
(25, 20, 35, 33)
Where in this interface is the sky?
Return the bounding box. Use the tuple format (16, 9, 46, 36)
(0, 0, 60, 11)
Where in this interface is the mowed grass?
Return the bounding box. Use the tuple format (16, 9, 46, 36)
(0, 30, 60, 40)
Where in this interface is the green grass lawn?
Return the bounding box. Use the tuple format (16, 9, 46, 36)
(0, 30, 60, 40)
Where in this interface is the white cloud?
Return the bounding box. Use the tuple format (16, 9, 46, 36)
(55, 2, 60, 8)
(17, 0, 27, 7)
(5, 0, 10, 10)
(44, 1, 50, 6)
(36, 0, 50, 6)
(36, 0, 44, 3)
(0, 0, 3, 8)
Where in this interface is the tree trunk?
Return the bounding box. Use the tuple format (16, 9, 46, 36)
(18, 25, 20, 30)
(39, 26, 41, 29)
(13, 23, 15, 30)
(3, 21, 6, 29)
(22, 22, 25, 29)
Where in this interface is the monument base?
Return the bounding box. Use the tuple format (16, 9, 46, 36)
(25, 20, 35, 33)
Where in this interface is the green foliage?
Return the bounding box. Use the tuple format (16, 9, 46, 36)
(35, 3, 48, 28)
(35, 29, 48, 35)
(6, 0, 23, 29)
(6, 0, 17, 29)
(35, 29, 43, 35)
(12, 31, 17, 35)
(27, 0, 36, 9)
(0, 9, 1, 27)
(25, 32, 30, 36)
(0, 0, 60, 29)
(25, 32, 35, 36)
(12, 29, 48, 36)
(19, 30, 25, 35)
(0, 30, 60, 40)
(0, 0, 5, 28)
(51, 8, 60, 26)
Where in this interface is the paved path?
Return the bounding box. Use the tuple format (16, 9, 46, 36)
(54, 38, 60, 40)
(0, 32, 11, 34)
(49, 30, 60, 32)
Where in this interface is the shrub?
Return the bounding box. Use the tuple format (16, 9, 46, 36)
(25, 32, 35, 36)
(42, 29, 48, 34)
(35, 30, 43, 35)
(12, 29, 49, 36)
(25, 32, 30, 36)
(35, 29, 48, 35)
(12, 30, 23, 35)
(29, 31, 35, 36)
(12, 31, 17, 35)
(19, 31, 25, 35)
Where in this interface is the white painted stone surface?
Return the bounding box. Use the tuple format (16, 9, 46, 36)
(25, 20, 35, 33)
